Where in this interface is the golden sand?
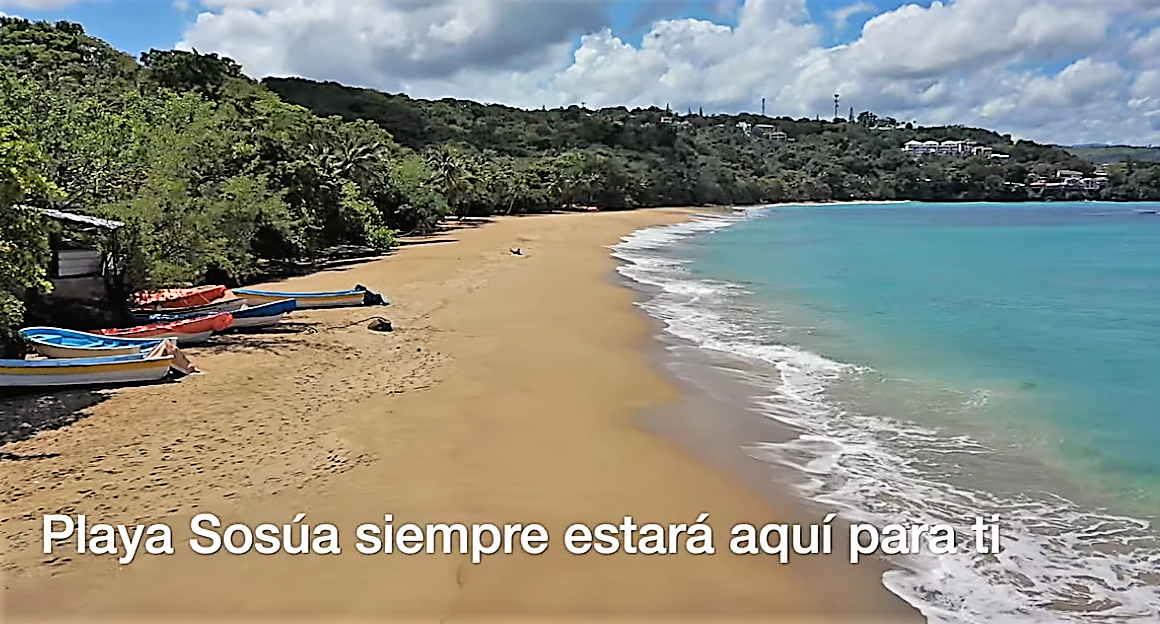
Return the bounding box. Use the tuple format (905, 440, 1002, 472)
(1, 209, 919, 623)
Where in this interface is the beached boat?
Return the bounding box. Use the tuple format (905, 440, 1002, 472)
(232, 285, 387, 309)
(18, 331, 198, 375)
(229, 299, 297, 329)
(97, 313, 234, 344)
(19, 327, 164, 358)
(130, 285, 228, 309)
(130, 297, 246, 323)
(133, 299, 297, 330)
(0, 351, 179, 388)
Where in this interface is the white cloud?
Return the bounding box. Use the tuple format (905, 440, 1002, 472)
(181, 0, 612, 89)
(178, 0, 1160, 145)
(829, 1, 874, 32)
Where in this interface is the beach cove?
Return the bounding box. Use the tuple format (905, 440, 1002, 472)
(1, 209, 918, 623)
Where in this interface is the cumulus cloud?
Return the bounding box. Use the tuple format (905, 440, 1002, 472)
(178, 0, 1160, 145)
(180, 0, 612, 88)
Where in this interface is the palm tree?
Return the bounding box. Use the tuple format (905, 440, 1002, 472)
(425, 146, 472, 219)
(576, 171, 601, 206)
(505, 170, 530, 215)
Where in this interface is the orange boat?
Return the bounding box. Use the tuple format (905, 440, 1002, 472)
(131, 285, 228, 309)
(97, 313, 233, 345)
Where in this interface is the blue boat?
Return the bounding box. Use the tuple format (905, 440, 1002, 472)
(230, 299, 297, 329)
(20, 327, 165, 359)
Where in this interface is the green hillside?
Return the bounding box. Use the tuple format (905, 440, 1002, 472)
(263, 77, 1119, 208)
(3, 18, 1160, 353)
(1066, 146, 1160, 164)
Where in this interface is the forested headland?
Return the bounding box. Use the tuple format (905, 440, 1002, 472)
(3, 18, 1160, 353)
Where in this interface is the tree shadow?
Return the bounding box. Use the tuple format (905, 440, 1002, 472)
(314, 250, 396, 271)
(228, 320, 322, 336)
(192, 321, 321, 357)
(437, 217, 495, 231)
(0, 388, 112, 447)
(0, 451, 61, 461)
(396, 237, 457, 246)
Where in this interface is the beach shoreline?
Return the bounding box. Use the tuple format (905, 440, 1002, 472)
(2, 208, 918, 622)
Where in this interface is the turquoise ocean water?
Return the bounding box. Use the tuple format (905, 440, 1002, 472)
(612, 202, 1160, 624)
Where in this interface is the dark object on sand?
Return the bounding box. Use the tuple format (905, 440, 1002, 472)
(327, 316, 393, 332)
(510, 248, 522, 256)
(360, 286, 389, 306)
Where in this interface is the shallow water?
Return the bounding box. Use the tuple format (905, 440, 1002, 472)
(611, 202, 1160, 624)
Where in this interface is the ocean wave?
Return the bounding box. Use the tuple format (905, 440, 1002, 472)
(611, 215, 1160, 624)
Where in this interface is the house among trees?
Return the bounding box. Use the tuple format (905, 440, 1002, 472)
(33, 207, 123, 301)
(903, 139, 1009, 160)
(754, 124, 790, 141)
(736, 122, 792, 141)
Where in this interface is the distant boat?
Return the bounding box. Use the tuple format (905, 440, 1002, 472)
(0, 352, 180, 388)
(134, 299, 297, 330)
(130, 285, 228, 310)
(232, 285, 387, 309)
(129, 297, 246, 323)
(97, 313, 234, 344)
(229, 299, 297, 329)
(19, 327, 165, 359)
(1136, 209, 1158, 215)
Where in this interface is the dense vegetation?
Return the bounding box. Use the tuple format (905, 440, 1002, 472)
(1065, 145, 1160, 165)
(265, 77, 1160, 206)
(2, 18, 1160, 352)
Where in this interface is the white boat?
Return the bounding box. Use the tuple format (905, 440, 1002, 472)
(0, 352, 181, 388)
(232, 285, 386, 309)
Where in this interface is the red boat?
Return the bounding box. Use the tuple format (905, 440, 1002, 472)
(130, 286, 228, 309)
(98, 313, 234, 345)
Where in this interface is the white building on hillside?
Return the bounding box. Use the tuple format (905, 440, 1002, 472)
(904, 139, 992, 157)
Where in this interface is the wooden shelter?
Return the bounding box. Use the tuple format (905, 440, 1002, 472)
(30, 207, 124, 301)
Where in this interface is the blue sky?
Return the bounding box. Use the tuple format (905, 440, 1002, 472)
(9, 0, 918, 60)
(2, 0, 195, 58)
(3, 0, 1159, 145)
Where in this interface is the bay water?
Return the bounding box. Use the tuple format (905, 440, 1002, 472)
(612, 202, 1160, 623)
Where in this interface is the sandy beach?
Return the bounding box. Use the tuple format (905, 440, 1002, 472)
(1, 208, 919, 623)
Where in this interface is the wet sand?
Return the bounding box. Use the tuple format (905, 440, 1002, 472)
(1, 209, 920, 623)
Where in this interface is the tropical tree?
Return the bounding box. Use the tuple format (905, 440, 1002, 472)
(0, 126, 59, 353)
(425, 145, 473, 219)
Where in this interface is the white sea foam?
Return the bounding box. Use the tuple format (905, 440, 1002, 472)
(611, 214, 1160, 624)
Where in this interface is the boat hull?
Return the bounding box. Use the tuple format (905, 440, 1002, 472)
(98, 314, 233, 343)
(0, 356, 175, 388)
(138, 330, 215, 345)
(130, 297, 245, 322)
(235, 292, 366, 309)
(19, 327, 166, 359)
(233, 288, 381, 309)
(131, 285, 228, 309)
(230, 313, 288, 329)
(32, 343, 143, 358)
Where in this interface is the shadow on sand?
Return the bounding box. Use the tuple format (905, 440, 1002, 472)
(191, 321, 322, 357)
(0, 386, 115, 449)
